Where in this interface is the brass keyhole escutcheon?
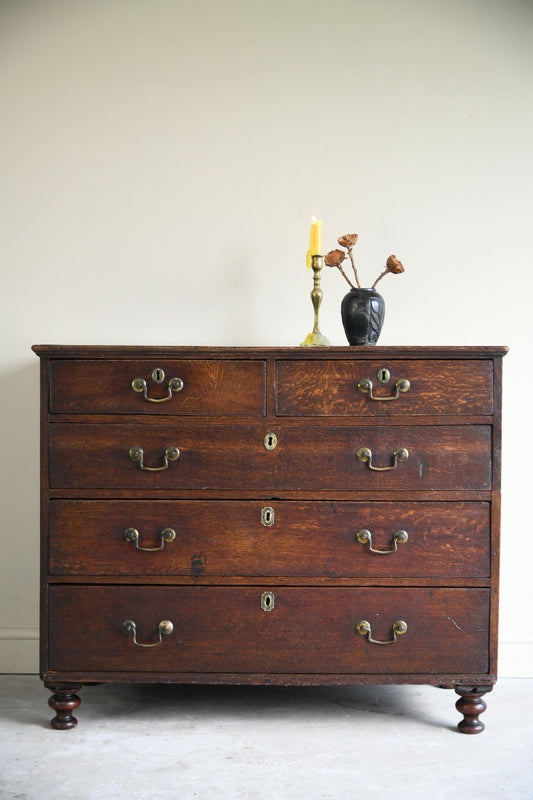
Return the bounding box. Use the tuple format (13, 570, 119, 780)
(261, 506, 275, 527)
(264, 432, 278, 450)
(377, 367, 391, 384)
(151, 367, 166, 384)
(261, 591, 275, 612)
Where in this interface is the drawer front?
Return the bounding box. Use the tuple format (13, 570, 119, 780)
(49, 500, 490, 578)
(49, 423, 492, 491)
(276, 359, 493, 416)
(49, 359, 266, 415)
(48, 586, 489, 674)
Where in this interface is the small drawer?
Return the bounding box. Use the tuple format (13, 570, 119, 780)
(48, 586, 489, 675)
(48, 423, 492, 491)
(49, 359, 266, 415)
(48, 500, 491, 578)
(276, 359, 493, 416)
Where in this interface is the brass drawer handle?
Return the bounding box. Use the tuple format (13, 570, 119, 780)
(121, 619, 174, 647)
(128, 445, 180, 472)
(131, 376, 184, 403)
(357, 377, 410, 401)
(356, 447, 409, 471)
(356, 528, 408, 554)
(124, 527, 176, 551)
(356, 619, 408, 645)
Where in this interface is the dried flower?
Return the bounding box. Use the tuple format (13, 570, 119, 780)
(324, 248, 356, 289)
(372, 254, 405, 288)
(338, 233, 358, 248)
(324, 249, 346, 267)
(325, 229, 405, 291)
(327, 236, 362, 288)
(386, 255, 404, 274)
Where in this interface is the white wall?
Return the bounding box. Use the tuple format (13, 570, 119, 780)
(1, 0, 532, 675)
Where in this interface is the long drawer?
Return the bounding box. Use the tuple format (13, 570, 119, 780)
(49, 359, 266, 415)
(48, 586, 489, 674)
(276, 359, 494, 416)
(48, 424, 492, 491)
(48, 500, 491, 578)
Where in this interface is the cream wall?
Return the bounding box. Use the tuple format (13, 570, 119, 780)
(1, 0, 532, 675)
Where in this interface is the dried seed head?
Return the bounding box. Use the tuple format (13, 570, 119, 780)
(324, 249, 347, 267)
(386, 255, 405, 274)
(338, 233, 358, 248)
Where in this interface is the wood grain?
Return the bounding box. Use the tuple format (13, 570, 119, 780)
(34, 345, 506, 731)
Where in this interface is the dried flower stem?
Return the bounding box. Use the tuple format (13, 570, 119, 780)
(338, 264, 356, 288)
(347, 247, 362, 288)
(372, 268, 389, 289)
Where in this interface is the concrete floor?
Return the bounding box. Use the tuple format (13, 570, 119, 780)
(0, 676, 531, 800)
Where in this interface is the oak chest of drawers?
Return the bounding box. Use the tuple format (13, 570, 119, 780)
(33, 345, 506, 732)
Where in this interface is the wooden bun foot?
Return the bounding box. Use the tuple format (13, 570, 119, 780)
(45, 683, 82, 730)
(455, 685, 492, 734)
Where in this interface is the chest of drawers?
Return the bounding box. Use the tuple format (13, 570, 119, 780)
(33, 345, 506, 732)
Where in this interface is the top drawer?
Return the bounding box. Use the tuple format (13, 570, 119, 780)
(276, 359, 493, 416)
(49, 360, 266, 416)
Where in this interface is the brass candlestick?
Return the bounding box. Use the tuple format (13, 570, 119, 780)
(300, 254, 330, 346)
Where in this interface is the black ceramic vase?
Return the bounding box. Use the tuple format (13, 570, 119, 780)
(341, 287, 385, 346)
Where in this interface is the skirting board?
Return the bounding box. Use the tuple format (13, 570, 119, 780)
(0, 629, 39, 674)
(1, 630, 532, 677)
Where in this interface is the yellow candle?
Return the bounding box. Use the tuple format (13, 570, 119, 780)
(306, 217, 322, 269)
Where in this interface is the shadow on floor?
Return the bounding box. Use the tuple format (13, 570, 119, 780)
(42, 682, 452, 730)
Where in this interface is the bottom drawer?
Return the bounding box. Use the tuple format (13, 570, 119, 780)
(48, 586, 489, 675)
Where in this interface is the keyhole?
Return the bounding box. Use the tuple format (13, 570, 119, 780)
(377, 367, 391, 385)
(152, 367, 165, 384)
(261, 506, 275, 527)
(261, 591, 275, 611)
(264, 432, 278, 450)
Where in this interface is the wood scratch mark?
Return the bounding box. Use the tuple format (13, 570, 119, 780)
(447, 616, 465, 632)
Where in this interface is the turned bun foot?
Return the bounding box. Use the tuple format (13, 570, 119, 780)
(45, 684, 82, 729)
(455, 685, 492, 734)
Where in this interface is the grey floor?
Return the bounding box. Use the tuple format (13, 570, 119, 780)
(0, 676, 531, 800)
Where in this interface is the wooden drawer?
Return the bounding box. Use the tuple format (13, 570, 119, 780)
(49, 359, 266, 415)
(48, 586, 489, 674)
(48, 423, 492, 491)
(276, 359, 493, 416)
(49, 500, 491, 578)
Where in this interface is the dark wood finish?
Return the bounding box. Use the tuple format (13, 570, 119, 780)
(455, 685, 493, 734)
(49, 499, 490, 578)
(48, 423, 492, 491)
(33, 345, 508, 360)
(276, 359, 493, 416)
(45, 683, 82, 730)
(48, 585, 489, 674)
(49, 359, 266, 415)
(33, 345, 506, 731)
